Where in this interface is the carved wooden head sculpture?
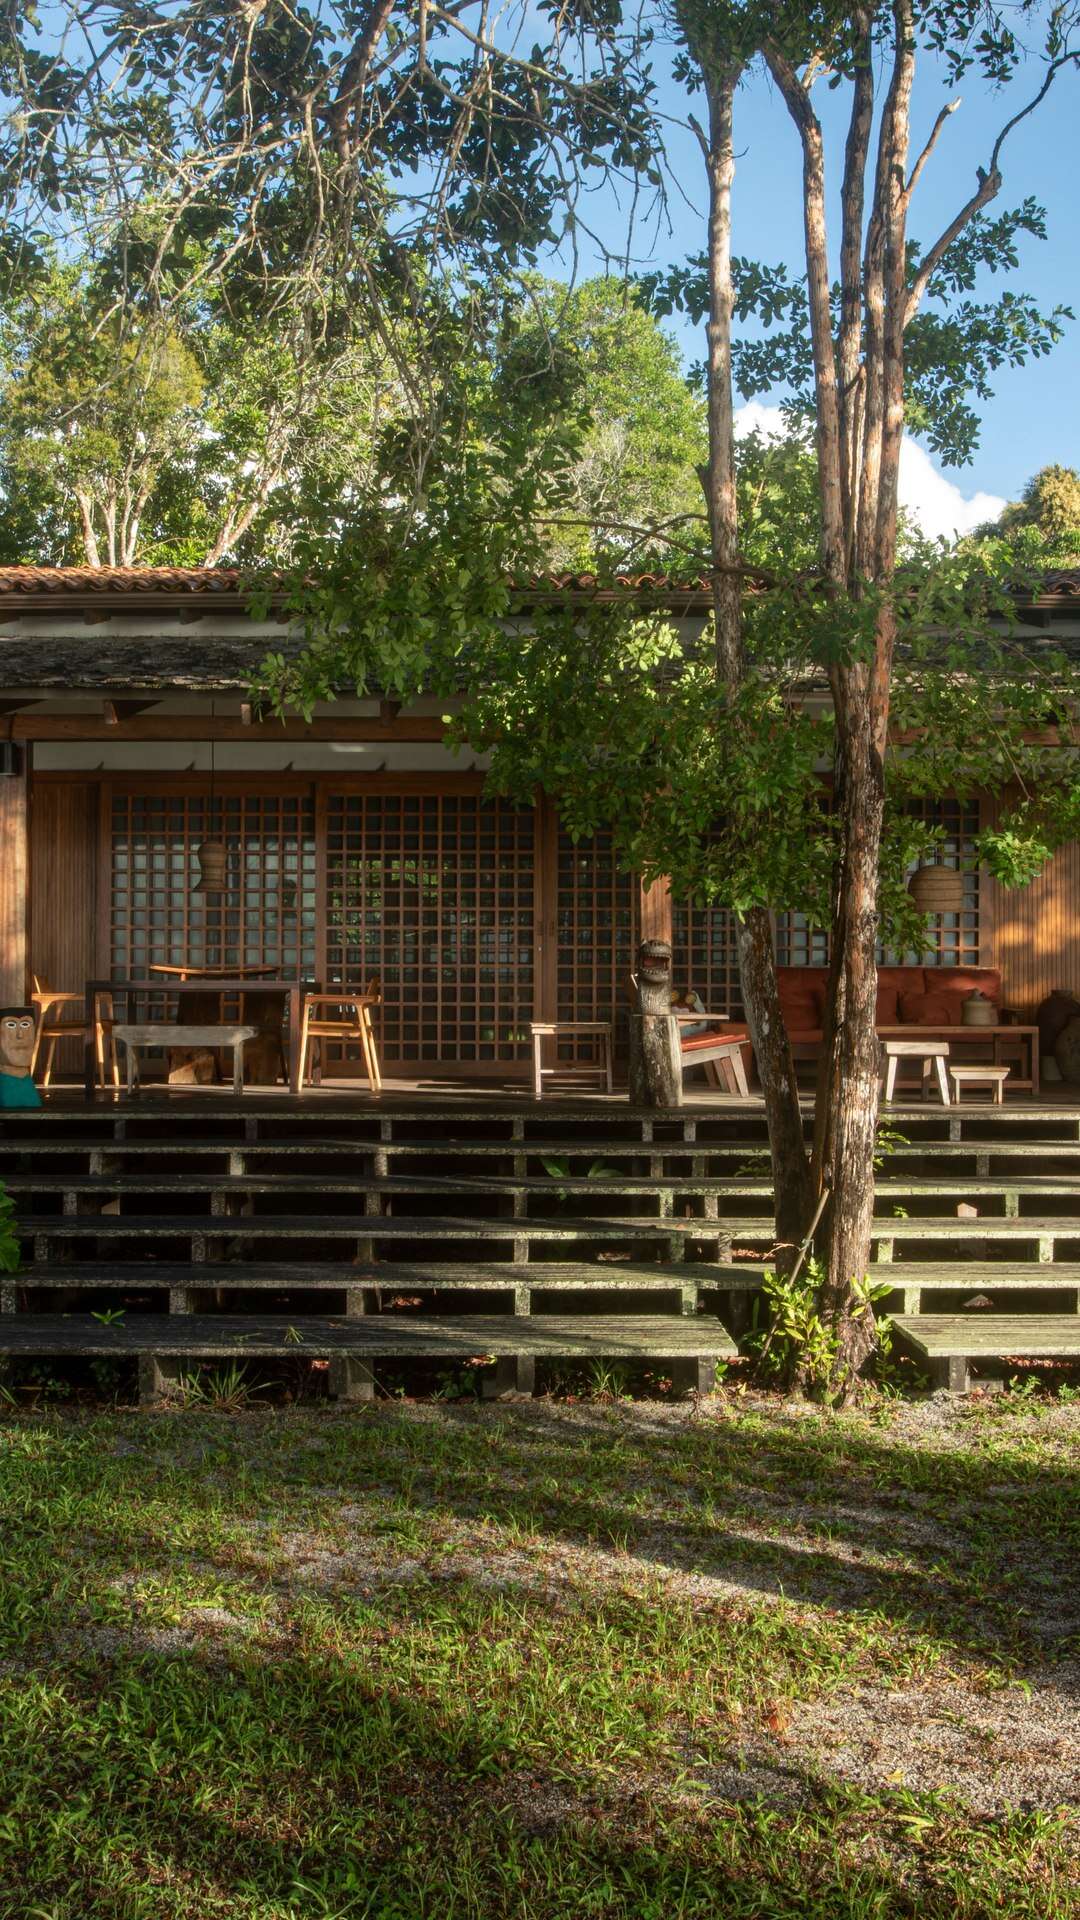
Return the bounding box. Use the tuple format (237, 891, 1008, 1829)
(0, 1006, 41, 1106)
(636, 939, 673, 987)
(0, 1007, 35, 1077)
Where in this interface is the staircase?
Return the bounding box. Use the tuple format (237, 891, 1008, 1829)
(2, 1096, 1080, 1401)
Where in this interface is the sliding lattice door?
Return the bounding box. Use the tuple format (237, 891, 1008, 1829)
(108, 789, 317, 981)
(324, 790, 536, 1069)
(554, 825, 639, 1056)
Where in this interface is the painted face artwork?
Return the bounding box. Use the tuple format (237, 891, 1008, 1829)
(0, 1007, 41, 1107)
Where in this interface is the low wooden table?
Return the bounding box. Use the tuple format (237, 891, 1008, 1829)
(114, 1024, 257, 1096)
(882, 1038, 951, 1105)
(877, 1024, 1039, 1096)
(949, 1064, 1010, 1104)
(530, 1021, 614, 1099)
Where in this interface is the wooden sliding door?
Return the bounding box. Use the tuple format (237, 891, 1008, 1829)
(323, 785, 537, 1072)
(106, 785, 318, 983)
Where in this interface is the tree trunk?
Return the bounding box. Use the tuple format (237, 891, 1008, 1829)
(736, 908, 814, 1264)
(811, 666, 886, 1389)
(628, 939, 682, 1107)
(695, 66, 815, 1262)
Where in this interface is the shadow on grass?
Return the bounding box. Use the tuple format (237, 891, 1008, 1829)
(0, 1626, 1065, 1920)
(0, 1405, 1076, 1917)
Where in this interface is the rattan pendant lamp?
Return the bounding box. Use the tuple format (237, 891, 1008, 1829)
(908, 862, 964, 916)
(193, 707, 227, 896)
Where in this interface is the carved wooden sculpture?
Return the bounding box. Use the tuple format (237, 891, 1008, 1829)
(0, 1006, 42, 1108)
(628, 939, 682, 1107)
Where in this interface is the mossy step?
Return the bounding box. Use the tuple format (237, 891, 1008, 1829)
(893, 1313, 1080, 1391)
(13, 1259, 742, 1293)
(0, 1312, 735, 1405)
(12, 1128, 1076, 1159)
(18, 1214, 1080, 1245)
(0, 1311, 735, 1359)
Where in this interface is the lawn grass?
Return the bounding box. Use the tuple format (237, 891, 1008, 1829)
(0, 1389, 1075, 1918)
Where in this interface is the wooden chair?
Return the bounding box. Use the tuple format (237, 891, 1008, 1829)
(299, 978, 382, 1092)
(31, 975, 118, 1089)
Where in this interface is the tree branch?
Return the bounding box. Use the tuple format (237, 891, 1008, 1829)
(904, 44, 1080, 327)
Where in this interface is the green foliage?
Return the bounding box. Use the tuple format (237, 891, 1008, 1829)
(971, 464, 1080, 566)
(0, 1185, 19, 1276)
(746, 1260, 893, 1401)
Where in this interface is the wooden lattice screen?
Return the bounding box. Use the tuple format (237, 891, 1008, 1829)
(774, 794, 982, 967)
(109, 790, 317, 980)
(324, 791, 536, 1067)
(556, 827, 639, 1056)
(671, 899, 744, 1017)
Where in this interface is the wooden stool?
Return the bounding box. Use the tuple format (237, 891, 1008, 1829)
(949, 1064, 1010, 1104)
(115, 1023, 256, 1096)
(530, 1021, 613, 1099)
(882, 1038, 950, 1105)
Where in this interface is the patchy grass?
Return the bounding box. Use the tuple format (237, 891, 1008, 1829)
(0, 1390, 1076, 1918)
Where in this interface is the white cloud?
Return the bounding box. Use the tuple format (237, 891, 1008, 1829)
(896, 437, 1005, 542)
(733, 402, 1006, 544)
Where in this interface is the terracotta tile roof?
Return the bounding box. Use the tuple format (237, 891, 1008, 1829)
(0, 562, 1078, 606)
(0, 565, 246, 596)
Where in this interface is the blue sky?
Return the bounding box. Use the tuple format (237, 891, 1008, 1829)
(572, 38, 1078, 532)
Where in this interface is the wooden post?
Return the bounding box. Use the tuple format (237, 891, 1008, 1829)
(0, 750, 28, 1005)
(628, 940, 682, 1107)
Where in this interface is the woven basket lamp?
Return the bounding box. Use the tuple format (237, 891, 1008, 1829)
(193, 721, 227, 896)
(908, 863, 964, 915)
(193, 837, 228, 894)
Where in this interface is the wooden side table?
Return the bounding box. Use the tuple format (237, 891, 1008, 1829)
(530, 1022, 614, 1099)
(881, 1038, 951, 1104)
(949, 1064, 1010, 1104)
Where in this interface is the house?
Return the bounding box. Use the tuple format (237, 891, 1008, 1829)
(2, 562, 1080, 1085)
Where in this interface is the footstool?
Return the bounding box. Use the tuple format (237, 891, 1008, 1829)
(881, 1038, 950, 1105)
(948, 1064, 1010, 1105)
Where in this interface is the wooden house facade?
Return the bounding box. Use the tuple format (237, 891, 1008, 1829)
(3, 563, 1080, 1083)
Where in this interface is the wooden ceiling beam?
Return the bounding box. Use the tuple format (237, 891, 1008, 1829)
(103, 698, 161, 725)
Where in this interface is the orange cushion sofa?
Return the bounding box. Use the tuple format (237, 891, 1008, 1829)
(683, 965, 1003, 1083)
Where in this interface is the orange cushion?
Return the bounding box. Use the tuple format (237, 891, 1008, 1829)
(876, 967, 915, 1024)
(930, 967, 1000, 1000)
(900, 991, 962, 1026)
(682, 1031, 743, 1053)
(777, 968, 827, 1033)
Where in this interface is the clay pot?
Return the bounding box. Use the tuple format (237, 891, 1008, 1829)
(1054, 1014, 1080, 1085)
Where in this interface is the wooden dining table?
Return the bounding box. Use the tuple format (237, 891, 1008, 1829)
(83, 978, 315, 1099)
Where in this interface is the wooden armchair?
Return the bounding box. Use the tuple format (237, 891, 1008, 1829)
(299, 978, 382, 1092)
(31, 975, 119, 1089)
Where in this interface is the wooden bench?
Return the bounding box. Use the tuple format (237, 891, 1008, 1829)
(113, 1023, 257, 1096)
(893, 1314, 1080, 1392)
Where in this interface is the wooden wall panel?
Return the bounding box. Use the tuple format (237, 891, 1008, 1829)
(29, 780, 99, 1064)
(0, 757, 28, 1005)
(985, 840, 1080, 1020)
